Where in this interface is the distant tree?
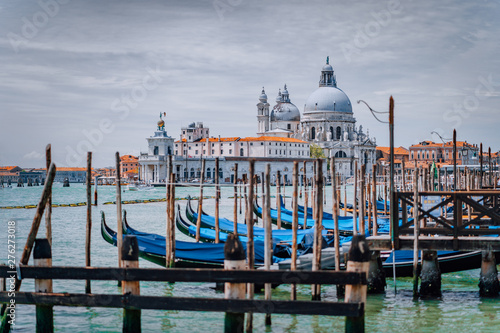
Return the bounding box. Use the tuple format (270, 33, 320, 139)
(310, 144, 326, 159)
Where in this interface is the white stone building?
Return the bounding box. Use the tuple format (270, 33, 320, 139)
(139, 117, 318, 184)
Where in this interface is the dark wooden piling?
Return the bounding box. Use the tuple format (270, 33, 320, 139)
(353, 161, 358, 235)
(276, 170, 282, 229)
(291, 161, 299, 301)
(303, 161, 308, 230)
(372, 165, 378, 236)
(45, 144, 52, 246)
(166, 155, 175, 267)
(168, 172, 176, 267)
(419, 250, 441, 297)
(453, 130, 457, 190)
(261, 172, 265, 209)
(345, 235, 370, 332)
(224, 234, 246, 333)
(264, 164, 272, 326)
(215, 158, 220, 243)
(479, 251, 499, 296)
(312, 159, 323, 301)
(245, 160, 255, 332)
(331, 157, 341, 273)
(122, 236, 141, 333)
(195, 159, 206, 242)
(85, 152, 92, 294)
(115, 152, 123, 265)
(412, 167, 420, 298)
(94, 176, 98, 206)
(234, 163, 238, 230)
(34, 239, 53, 333)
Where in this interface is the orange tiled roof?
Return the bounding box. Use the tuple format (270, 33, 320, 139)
(175, 137, 240, 143)
(56, 167, 87, 172)
(120, 155, 138, 162)
(239, 136, 308, 143)
(0, 166, 21, 171)
(377, 146, 409, 155)
(410, 140, 475, 149)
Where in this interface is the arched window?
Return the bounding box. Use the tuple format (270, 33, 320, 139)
(330, 126, 334, 140)
(336, 126, 341, 140)
(207, 168, 211, 178)
(183, 168, 188, 179)
(335, 151, 347, 158)
(364, 152, 368, 165)
(311, 127, 316, 140)
(196, 169, 201, 178)
(153, 146, 159, 155)
(240, 148, 244, 156)
(219, 168, 223, 179)
(190, 168, 195, 178)
(213, 168, 216, 178)
(418, 152, 420, 160)
(167, 146, 172, 155)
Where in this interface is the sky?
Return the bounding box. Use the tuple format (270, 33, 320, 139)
(1, 0, 500, 168)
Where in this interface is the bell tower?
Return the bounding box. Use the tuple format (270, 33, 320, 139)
(256, 87, 270, 135)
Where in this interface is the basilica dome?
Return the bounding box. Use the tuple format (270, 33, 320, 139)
(304, 86, 352, 113)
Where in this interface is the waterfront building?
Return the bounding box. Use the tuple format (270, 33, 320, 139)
(409, 140, 479, 166)
(139, 117, 318, 184)
(258, 57, 377, 177)
(120, 155, 139, 180)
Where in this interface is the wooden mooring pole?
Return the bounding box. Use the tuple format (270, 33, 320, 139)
(234, 163, 238, 230)
(245, 160, 255, 332)
(345, 235, 370, 332)
(45, 144, 52, 246)
(122, 236, 141, 333)
(224, 234, 246, 333)
(291, 161, 299, 300)
(312, 159, 323, 301)
(303, 161, 308, 230)
(412, 167, 420, 299)
(264, 164, 272, 326)
(85, 152, 92, 294)
(195, 159, 206, 242)
(115, 152, 123, 266)
(215, 158, 220, 243)
(34, 239, 53, 333)
(276, 170, 282, 229)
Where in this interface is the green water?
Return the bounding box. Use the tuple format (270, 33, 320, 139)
(1, 184, 499, 332)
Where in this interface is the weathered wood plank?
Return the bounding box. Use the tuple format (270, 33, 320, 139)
(0, 266, 367, 285)
(367, 235, 500, 251)
(0, 292, 364, 317)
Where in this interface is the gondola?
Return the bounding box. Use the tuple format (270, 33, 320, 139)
(185, 197, 337, 244)
(253, 199, 391, 235)
(101, 211, 284, 268)
(381, 250, 500, 277)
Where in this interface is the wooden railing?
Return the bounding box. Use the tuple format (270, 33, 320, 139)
(0, 235, 370, 333)
(391, 190, 500, 250)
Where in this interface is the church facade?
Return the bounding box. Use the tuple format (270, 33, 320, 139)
(258, 57, 377, 177)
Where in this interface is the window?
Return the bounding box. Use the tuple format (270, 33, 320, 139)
(212, 150, 214, 154)
(229, 149, 232, 154)
(334, 151, 347, 158)
(269, 150, 271, 154)
(195, 150, 198, 155)
(336, 126, 341, 140)
(311, 127, 316, 140)
(221, 150, 223, 154)
(287, 124, 291, 130)
(261, 142, 264, 145)
(153, 146, 159, 155)
(240, 148, 244, 156)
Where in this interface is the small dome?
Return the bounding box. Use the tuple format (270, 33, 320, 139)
(322, 64, 333, 71)
(259, 87, 267, 102)
(271, 102, 301, 122)
(304, 87, 352, 113)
